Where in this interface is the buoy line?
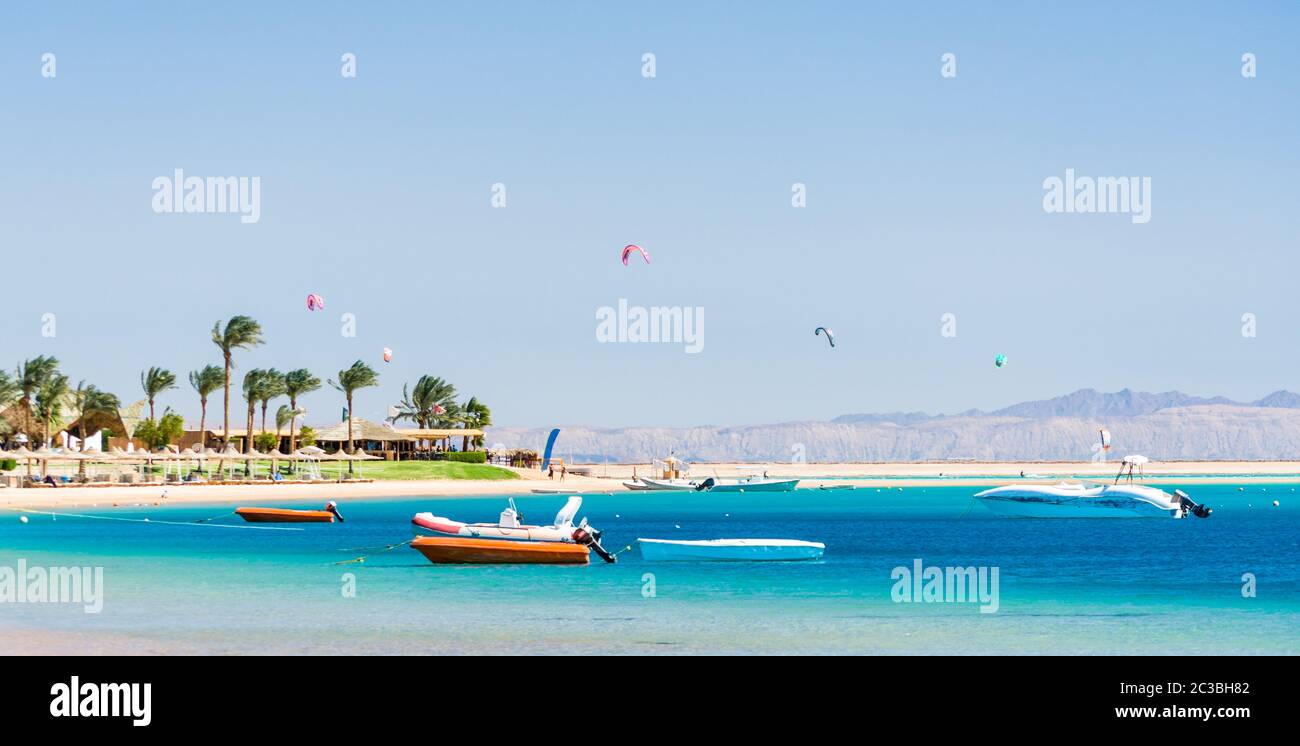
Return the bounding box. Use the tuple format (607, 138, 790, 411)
(6, 506, 304, 531)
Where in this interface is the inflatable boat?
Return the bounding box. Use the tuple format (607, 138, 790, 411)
(412, 497, 616, 562)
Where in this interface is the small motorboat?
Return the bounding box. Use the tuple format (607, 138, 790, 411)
(638, 538, 825, 562)
(638, 476, 800, 492)
(973, 483, 1211, 519)
(818, 484, 855, 491)
(411, 536, 591, 565)
(621, 478, 655, 491)
(235, 501, 344, 523)
(412, 497, 616, 562)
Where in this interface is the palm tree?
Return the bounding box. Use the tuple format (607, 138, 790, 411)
(140, 366, 177, 422)
(329, 360, 380, 473)
(0, 370, 17, 446)
(34, 373, 69, 448)
(188, 365, 224, 447)
(393, 375, 458, 428)
(283, 369, 321, 453)
(257, 369, 286, 436)
(14, 356, 59, 443)
(211, 316, 264, 448)
(460, 396, 492, 451)
(0, 370, 17, 409)
(241, 368, 268, 456)
(275, 404, 300, 445)
(68, 382, 120, 478)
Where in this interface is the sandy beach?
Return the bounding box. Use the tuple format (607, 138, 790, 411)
(3, 460, 1299, 510)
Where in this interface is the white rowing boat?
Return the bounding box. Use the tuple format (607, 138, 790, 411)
(637, 538, 825, 561)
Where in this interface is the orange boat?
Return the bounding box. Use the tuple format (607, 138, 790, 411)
(236, 502, 343, 524)
(411, 535, 590, 565)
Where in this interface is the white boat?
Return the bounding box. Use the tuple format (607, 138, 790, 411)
(637, 476, 800, 492)
(973, 482, 1211, 519)
(638, 538, 825, 561)
(624, 456, 798, 492)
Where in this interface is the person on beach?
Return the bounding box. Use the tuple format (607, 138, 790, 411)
(560, 464, 567, 482)
(548, 465, 555, 480)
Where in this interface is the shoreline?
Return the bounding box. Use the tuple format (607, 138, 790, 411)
(2, 460, 1298, 510)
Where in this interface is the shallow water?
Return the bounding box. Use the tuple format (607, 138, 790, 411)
(1, 485, 1296, 654)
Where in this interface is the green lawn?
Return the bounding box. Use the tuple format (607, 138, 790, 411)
(139, 459, 522, 481)
(347, 460, 521, 481)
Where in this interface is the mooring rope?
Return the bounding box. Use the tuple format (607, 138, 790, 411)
(5, 506, 304, 531)
(334, 538, 414, 565)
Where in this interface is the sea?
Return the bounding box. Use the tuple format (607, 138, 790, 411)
(0, 484, 1296, 654)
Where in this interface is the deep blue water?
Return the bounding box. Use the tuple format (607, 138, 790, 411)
(1, 485, 1297, 654)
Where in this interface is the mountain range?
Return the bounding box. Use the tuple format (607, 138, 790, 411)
(484, 389, 1300, 463)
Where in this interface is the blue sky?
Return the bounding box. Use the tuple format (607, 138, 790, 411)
(1, 2, 1297, 428)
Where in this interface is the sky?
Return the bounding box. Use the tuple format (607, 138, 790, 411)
(1, 2, 1297, 429)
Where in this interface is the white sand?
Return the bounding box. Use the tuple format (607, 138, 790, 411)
(2, 460, 1296, 510)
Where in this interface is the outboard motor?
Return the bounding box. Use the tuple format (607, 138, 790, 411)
(325, 500, 345, 523)
(694, 477, 716, 492)
(572, 526, 616, 563)
(1174, 489, 1212, 518)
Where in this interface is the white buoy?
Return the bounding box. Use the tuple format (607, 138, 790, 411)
(19, 516, 28, 524)
(1273, 500, 1280, 507)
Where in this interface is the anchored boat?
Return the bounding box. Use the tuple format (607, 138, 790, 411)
(412, 496, 616, 563)
(411, 536, 592, 564)
(235, 501, 344, 523)
(638, 475, 800, 492)
(975, 455, 1211, 519)
(638, 538, 825, 561)
(973, 483, 1211, 519)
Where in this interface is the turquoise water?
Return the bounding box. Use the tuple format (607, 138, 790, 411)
(1, 485, 1297, 654)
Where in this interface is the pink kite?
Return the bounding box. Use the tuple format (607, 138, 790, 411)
(306, 293, 325, 311)
(621, 244, 650, 266)
(383, 347, 393, 363)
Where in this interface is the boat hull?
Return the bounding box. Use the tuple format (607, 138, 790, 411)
(411, 536, 590, 565)
(235, 507, 335, 523)
(637, 478, 800, 492)
(638, 538, 824, 562)
(707, 479, 800, 493)
(973, 484, 1182, 519)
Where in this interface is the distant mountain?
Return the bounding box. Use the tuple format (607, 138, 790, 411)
(987, 388, 1239, 419)
(1253, 390, 1300, 409)
(830, 411, 935, 426)
(834, 388, 1300, 424)
(486, 389, 1300, 463)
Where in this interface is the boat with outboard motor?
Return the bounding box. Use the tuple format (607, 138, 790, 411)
(634, 474, 800, 492)
(973, 482, 1211, 519)
(412, 496, 616, 562)
(235, 501, 344, 523)
(974, 455, 1211, 519)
